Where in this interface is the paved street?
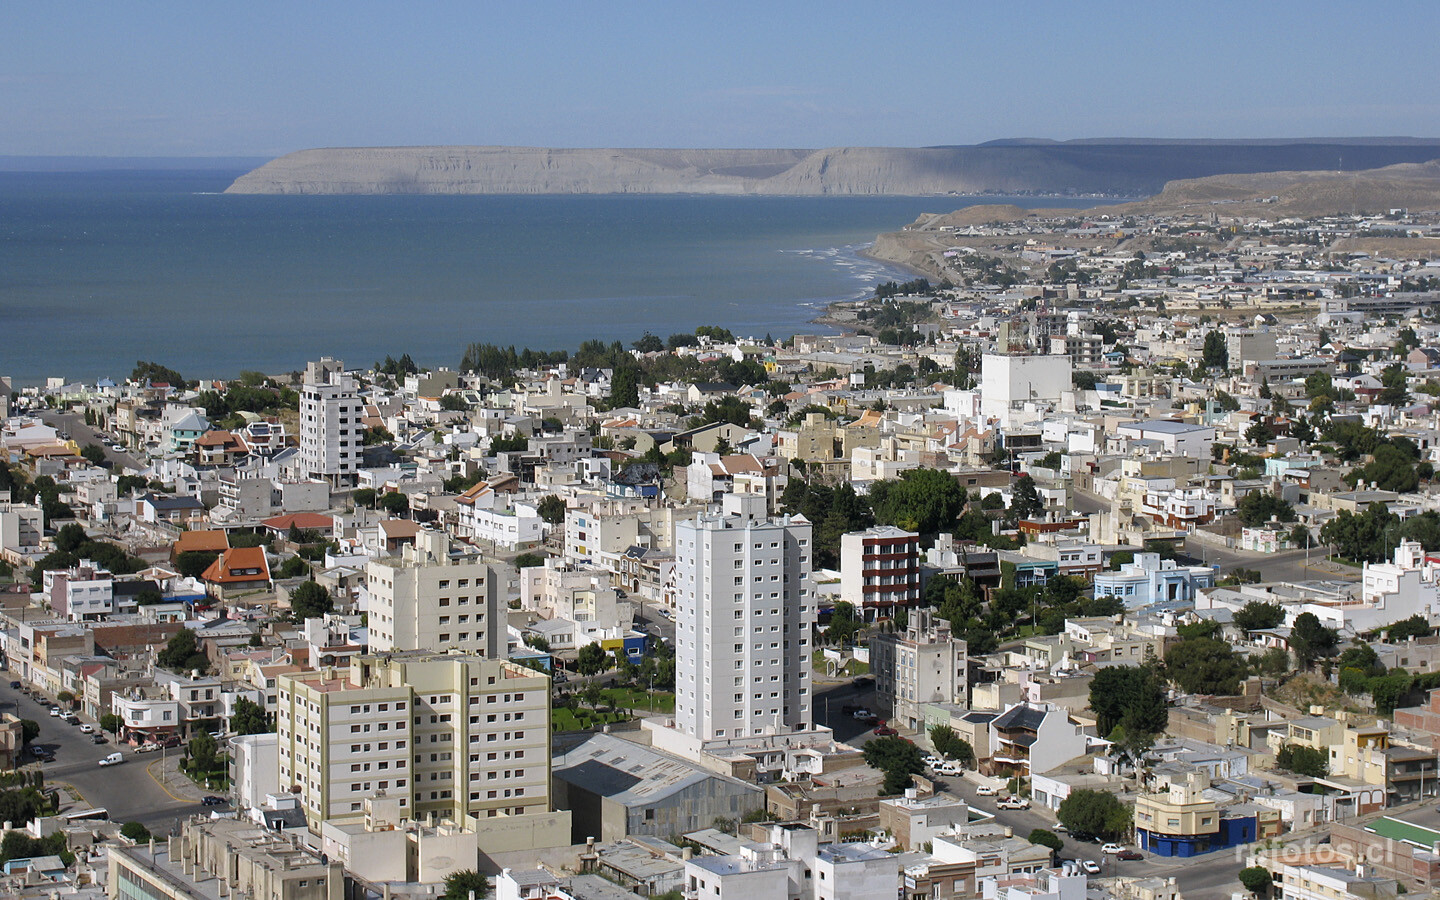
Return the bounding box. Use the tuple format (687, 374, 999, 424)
(37, 410, 144, 471)
(0, 681, 219, 833)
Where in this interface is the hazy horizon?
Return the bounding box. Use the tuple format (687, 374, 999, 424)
(5, 1, 1439, 157)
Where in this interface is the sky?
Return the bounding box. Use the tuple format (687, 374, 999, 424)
(3, 1, 1438, 157)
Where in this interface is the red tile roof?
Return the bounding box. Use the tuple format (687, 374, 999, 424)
(201, 547, 271, 585)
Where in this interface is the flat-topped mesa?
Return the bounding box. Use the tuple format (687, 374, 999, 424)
(223, 140, 1440, 196)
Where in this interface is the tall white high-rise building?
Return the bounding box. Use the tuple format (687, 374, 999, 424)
(674, 496, 815, 741)
(299, 357, 362, 486)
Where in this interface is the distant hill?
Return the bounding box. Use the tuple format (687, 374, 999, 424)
(223, 140, 1440, 196)
(1106, 159, 1440, 216)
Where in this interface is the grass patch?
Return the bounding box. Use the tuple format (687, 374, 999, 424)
(599, 687, 675, 713)
(552, 707, 630, 733)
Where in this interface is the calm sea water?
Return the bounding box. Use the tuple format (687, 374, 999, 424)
(0, 169, 1111, 384)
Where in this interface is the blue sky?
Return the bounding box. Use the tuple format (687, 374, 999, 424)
(3, 1, 1437, 157)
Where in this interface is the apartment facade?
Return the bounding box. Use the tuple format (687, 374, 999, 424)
(366, 529, 504, 659)
(674, 498, 815, 741)
(277, 652, 551, 827)
(870, 609, 968, 731)
(299, 357, 363, 486)
(838, 526, 922, 619)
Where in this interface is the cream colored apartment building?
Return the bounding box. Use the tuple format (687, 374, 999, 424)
(277, 652, 550, 827)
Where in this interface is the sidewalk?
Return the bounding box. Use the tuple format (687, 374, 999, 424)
(144, 751, 214, 803)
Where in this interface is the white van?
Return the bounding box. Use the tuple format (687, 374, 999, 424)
(98, 752, 125, 767)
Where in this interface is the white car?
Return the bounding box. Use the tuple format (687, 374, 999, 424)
(47, 707, 60, 717)
(78, 724, 94, 734)
(850, 709, 874, 720)
(1102, 843, 1126, 855)
(134, 742, 160, 753)
(975, 785, 998, 796)
(997, 796, 1030, 810)
(98, 752, 125, 767)
(937, 761, 965, 776)
(923, 755, 942, 767)
(1080, 860, 1101, 875)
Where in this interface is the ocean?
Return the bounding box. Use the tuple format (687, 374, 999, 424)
(0, 169, 1112, 385)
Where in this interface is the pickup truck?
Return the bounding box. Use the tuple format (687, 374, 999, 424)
(996, 796, 1031, 810)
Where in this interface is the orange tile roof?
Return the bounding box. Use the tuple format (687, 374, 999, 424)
(174, 530, 230, 555)
(380, 519, 423, 539)
(261, 512, 333, 532)
(201, 547, 271, 585)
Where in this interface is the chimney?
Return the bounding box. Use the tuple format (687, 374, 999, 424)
(683, 847, 694, 861)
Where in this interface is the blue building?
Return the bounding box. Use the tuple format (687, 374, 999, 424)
(1092, 552, 1216, 609)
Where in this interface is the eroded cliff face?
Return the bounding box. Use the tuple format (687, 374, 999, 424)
(225, 142, 1440, 197)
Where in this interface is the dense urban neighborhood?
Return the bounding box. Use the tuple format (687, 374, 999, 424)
(8, 205, 1440, 899)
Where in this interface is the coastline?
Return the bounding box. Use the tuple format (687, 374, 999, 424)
(806, 241, 933, 333)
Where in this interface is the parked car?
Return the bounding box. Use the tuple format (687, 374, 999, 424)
(201, 796, 227, 807)
(91, 734, 107, 745)
(553, 672, 568, 684)
(850, 708, 874, 720)
(975, 785, 998, 796)
(1102, 843, 1126, 855)
(1054, 823, 1067, 833)
(78, 724, 94, 734)
(843, 705, 862, 716)
(47, 707, 60, 717)
(1116, 850, 1144, 861)
(874, 724, 898, 737)
(98, 752, 125, 767)
(1080, 860, 1101, 875)
(160, 736, 182, 749)
(923, 754, 942, 767)
(7, 681, 19, 689)
(937, 761, 964, 776)
(134, 742, 160, 754)
(64, 714, 80, 725)
(31, 748, 54, 762)
(997, 796, 1030, 810)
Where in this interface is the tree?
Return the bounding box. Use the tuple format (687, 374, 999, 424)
(175, 550, 221, 579)
(1244, 421, 1275, 447)
(1235, 493, 1296, 528)
(19, 720, 39, 745)
(276, 555, 310, 579)
(1089, 666, 1168, 736)
(1276, 744, 1327, 777)
(1379, 362, 1411, 406)
(862, 736, 926, 795)
(1290, 612, 1339, 669)
(609, 364, 641, 409)
(824, 601, 860, 646)
(1347, 443, 1420, 493)
(120, 822, 152, 842)
(1057, 789, 1131, 840)
(289, 581, 334, 622)
(929, 725, 974, 765)
(1164, 637, 1247, 695)
(577, 642, 610, 677)
(80, 444, 106, 466)
(157, 628, 208, 673)
(353, 488, 377, 508)
(514, 552, 544, 569)
(1239, 866, 1272, 897)
(1387, 614, 1432, 641)
(1233, 601, 1286, 633)
(188, 730, 219, 773)
(231, 697, 271, 735)
(378, 492, 410, 517)
(1008, 475, 1044, 522)
(869, 468, 966, 534)
(1201, 331, 1229, 370)
(1028, 829, 1063, 852)
(56, 690, 75, 707)
(135, 587, 164, 606)
(1214, 389, 1241, 412)
(537, 494, 566, 526)
(100, 713, 123, 735)
(438, 393, 469, 412)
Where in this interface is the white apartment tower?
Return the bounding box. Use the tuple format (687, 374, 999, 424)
(367, 529, 504, 659)
(674, 495, 815, 741)
(299, 357, 362, 487)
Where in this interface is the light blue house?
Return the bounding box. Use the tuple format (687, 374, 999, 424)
(1093, 552, 1216, 608)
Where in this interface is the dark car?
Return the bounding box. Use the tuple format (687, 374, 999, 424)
(1116, 850, 1144, 861)
(91, 734, 107, 745)
(201, 795, 227, 807)
(841, 704, 861, 715)
(31, 748, 54, 762)
(8, 681, 19, 689)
